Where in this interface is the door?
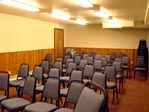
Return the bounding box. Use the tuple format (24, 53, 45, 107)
(54, 28, 64, 59)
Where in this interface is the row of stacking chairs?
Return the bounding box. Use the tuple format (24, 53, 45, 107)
(0, 68, 108, 112)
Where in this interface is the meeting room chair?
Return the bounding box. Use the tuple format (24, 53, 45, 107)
(94, 54, 101, 61)
(53, 61, 63, 76)
(76, 59, 87, 71)
(94, 59, 103, 72)
(60, 63, 77, 87)
(44, 53, 52, 67)
(55, 81, 108, 112)
(36, 67, 60, 93)
(87, 56, 94, 65)
(105, 65, 118, 104)
(40, 60, 50, 79)
(90, 51, 97, 58)
(55, 81, 84, 112)
(83, 64, 94, 83)
(9, 63, 29, 96)
(1, 76, 36, 112)
(113, 61, 124, 93)
(91, 72, 107, 91)
(122, 56, 131, 78)
(74, 55, 81, 66)
(60, 70, 83, 97)
(0, 71, 9, 103)
(25, 77, 60, 112)
(134, 56, 148, 80)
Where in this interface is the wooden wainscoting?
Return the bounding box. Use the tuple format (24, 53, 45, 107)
(65, 47, 138, 69)
(0, 49, 54, 76)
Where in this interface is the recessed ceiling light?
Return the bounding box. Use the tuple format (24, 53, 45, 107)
(0, 0, 39, 12)
(73, 0, 93, 8)
(49, 9, 70, 21)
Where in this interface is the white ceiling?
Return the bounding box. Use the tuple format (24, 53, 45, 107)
(0, 0, 149, 28)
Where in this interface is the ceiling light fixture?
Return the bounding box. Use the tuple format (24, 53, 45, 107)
(49, 9, 70, 21)
(0, 0, 39, 12)
(94, 10, 110, 19)
(74, 19, 87, 25)
(73, 0, 93, 8)
(94, 7, 110, 19)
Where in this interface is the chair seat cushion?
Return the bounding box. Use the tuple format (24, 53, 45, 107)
(116, 74, 123, 79)
(122, 65, 129, 68)
(25, 102, 57, 112)
(1, 97, 30, 111)
(54, 108, 73, 112)
(107, 82, 116, 89)
(60, 88, 68, 96)
(0, 95, 7, 102)
(135, 67, 146, 71)
(9, 80, 23, 87)
(36, 85, 44, 92)
(60, 76, 69, 82)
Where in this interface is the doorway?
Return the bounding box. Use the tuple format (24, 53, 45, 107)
(54, 28, 64, 59)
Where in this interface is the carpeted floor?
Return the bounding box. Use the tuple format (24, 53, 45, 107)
(108, 71, 148, 112)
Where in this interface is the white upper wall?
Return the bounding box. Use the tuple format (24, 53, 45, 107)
(0, 13, 148, 53)
(65, 24, 148, 49)
(0, 13, 65, 53)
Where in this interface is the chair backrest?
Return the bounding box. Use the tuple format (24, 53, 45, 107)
(112, 61, 122, 73)
(65, 58, 74, 67)
(91, 72, 107, 90)
(66, 63, 77, 76)
(83, 65, 94, 78)
(87, 56, 94, 65)
(135, 56, 146, 67)
(0, 71, 9, 99)
(63, 55, 70, 64)
(74, 81, 107, 112)
(65, 81, 84, 106)
(100, 57, 107, 66)
(32, 66, 43, 81)
(69, 70, 83, 84)
(90, 52, 96, 58)
(66, 51, 72, 57)
(45, 53, 52, 62)
(94, 54, 101, 60)
(48, 68, 60, 78)
(74, 55, 81, 65)
(82, 53, 88, 60)
(105, 55, 110, 62)
(55, 57, 63, 62)
(41, 60, 50, 74)
(80, 51, 87, 58)
(17, 64, 29, 79)
(119, 53, 126, 59)
(23, 76, 36, 102)
(42, 77, 60, 107)
(122, 56, 130, 65)
(73, 53, 80, 60)
(53, 61, 62, 75)
(78, 59, 87, 70)
(110, 52, 116, 61)
(115, 58, 122, 62)
(94, 59, 103, 71)
(105, 65, 116, 79)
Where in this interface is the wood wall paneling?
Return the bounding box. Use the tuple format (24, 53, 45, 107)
(0, 47, 144, 76)
(0, 49, 54, 76)
(65, 47, 138, 69)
